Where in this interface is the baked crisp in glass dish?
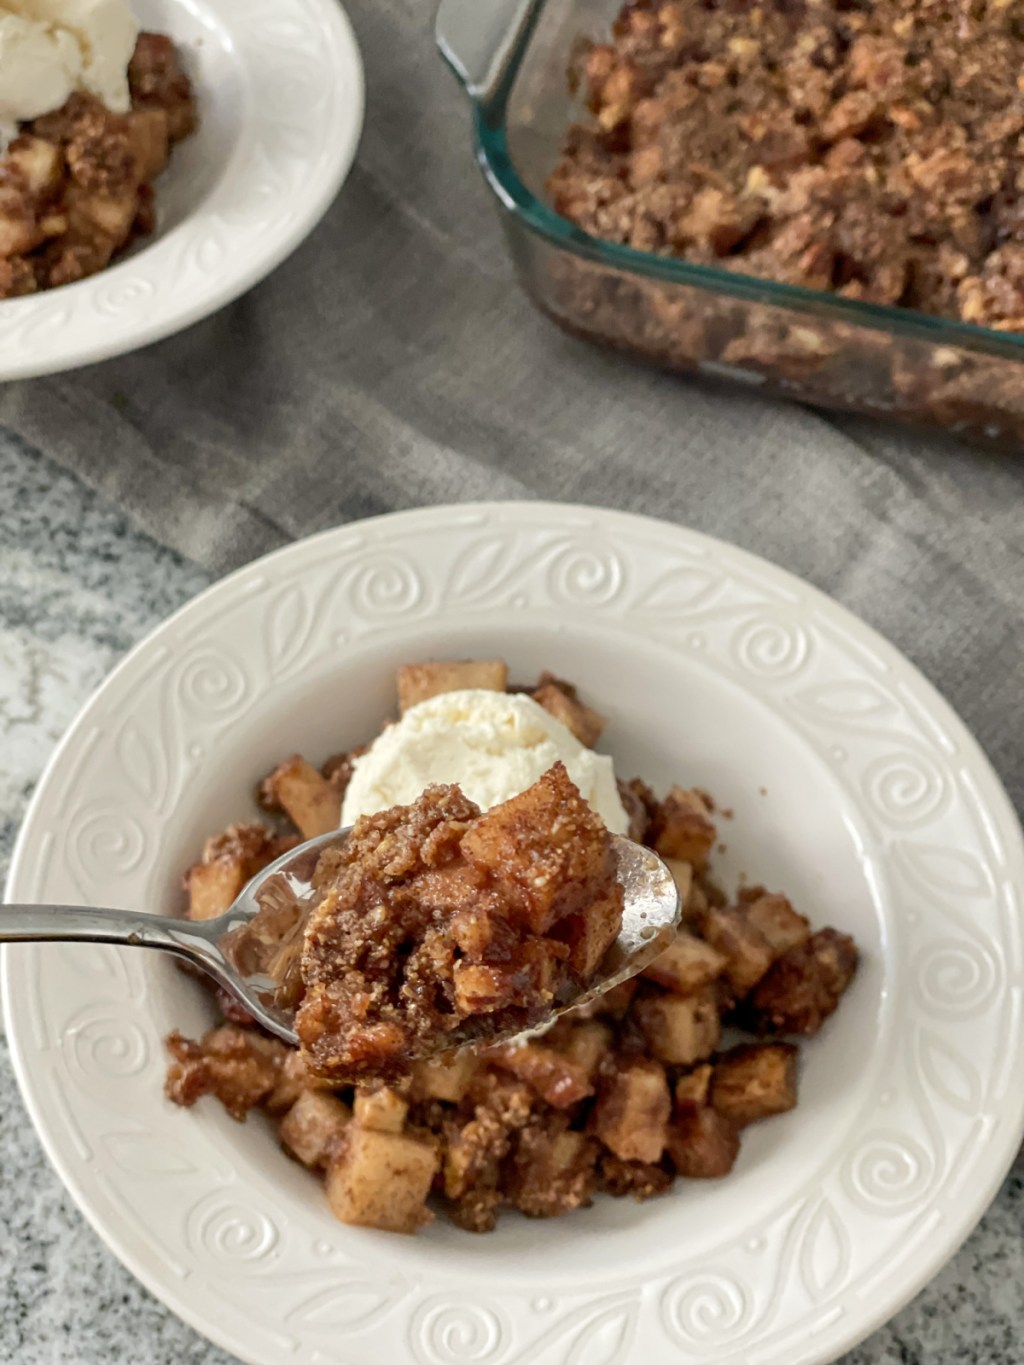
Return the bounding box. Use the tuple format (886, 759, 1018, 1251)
(550, 0, 1024, 330)
(165, 662, 858, 1235)
(439, 0, 1024, 445)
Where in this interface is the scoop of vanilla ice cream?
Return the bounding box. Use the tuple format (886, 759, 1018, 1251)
(341, 690, 629, 834)
(28, 0, 138, 113)
(0, 13, 81, 136)
(0, 0, 138, 144)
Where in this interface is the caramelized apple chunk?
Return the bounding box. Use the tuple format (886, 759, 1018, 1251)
(258, 754, 342, 838)
(711, 1042, 799, 1125)
(531, 671, 607, 747)
(593, 1057, 671, 1163)
(396, 660, 508, 713)
(279, 1090, 352, 1168)
(650, 787, 717, 867)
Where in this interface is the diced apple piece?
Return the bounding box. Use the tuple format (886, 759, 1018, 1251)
(741, 929, 859, 1034)
(260, 754, 341, 838)
(409, 1053, 478, 1103)
(552, 888, 623, 977)
(266, 1049, 316, 1115)
(651, 787, 717, 867)
(593, 1058, 670, 1163)
(712, 1043, 799, 1126)
(279, 1090, 351, 1168)
(0, 188, 40, 257)
(7, 136, 63, 198)
(185, 857, 245, 921)
(452, 947, 561, 1015)
(633, 987, 720, 1065)
(326, 1126, 438, 1234)
(127, 107, 170, 181)
(551, 1020, 613, 1080)
(66, 186, 138, 244)
(353, 1086, 409, 1133)
(461, 763, 618, 935)
(531, 674, 606, 747)
(702, 906, 774, 997)
(489, 1041, 592, 1109)
(643, 929, 725, 994)
(742, 892, 810, 958)
(185, 822, 279, 921)
(666, 1107, 740, 1178)
(674, 1063, 713, 1115)
(664, 856, 694, 906)
(396, 660, 508, 713)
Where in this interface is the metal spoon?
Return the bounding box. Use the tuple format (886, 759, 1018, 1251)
(0, 830, 680, 1051)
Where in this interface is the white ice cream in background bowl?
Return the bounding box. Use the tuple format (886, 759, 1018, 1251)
(341, 689, 630, 835)
(0, 0, 138, 145)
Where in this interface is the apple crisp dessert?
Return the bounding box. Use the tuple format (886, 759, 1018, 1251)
(165, 660, 858, 1235)
(0, 33, 197, 300)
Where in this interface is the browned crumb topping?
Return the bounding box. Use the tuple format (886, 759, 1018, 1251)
(164, 661, 859, 1235)
(165, 1025, 291, 1121)
(549, 0, 1024, 330)
(0, 33, 197, 300)
(295, 763, 624, 1084)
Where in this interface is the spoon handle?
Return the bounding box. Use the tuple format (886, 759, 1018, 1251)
(1, 904, 299, 1046)
(0, 903, 212, 959)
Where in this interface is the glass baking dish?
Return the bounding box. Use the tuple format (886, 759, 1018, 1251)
(437, 0, 1024, 447)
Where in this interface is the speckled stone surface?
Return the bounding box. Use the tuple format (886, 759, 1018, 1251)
(0, 432, 1021, 1364)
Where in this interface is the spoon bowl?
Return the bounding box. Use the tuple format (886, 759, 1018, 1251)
(0, 829, 680, 1053)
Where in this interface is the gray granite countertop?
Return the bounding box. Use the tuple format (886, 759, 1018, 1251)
(0, 433, 1022, 1365)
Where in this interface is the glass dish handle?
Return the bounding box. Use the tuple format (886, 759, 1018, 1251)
(436, 0, 543, 114)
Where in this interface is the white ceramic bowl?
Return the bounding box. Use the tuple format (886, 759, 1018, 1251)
(0, 0, 364, 379)
(4, 503, 1024, 1365)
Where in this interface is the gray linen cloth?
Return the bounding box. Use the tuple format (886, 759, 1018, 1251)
(1, 1, 1023, 1362)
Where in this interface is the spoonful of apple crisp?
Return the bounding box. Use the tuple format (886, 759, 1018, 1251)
(0, 763, 680, 1084)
